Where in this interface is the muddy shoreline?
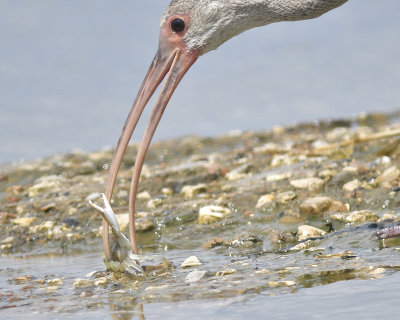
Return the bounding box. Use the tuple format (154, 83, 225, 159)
(1, 112, 400, 315)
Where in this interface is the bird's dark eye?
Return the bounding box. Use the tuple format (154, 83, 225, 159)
(171, 18, 185, 33)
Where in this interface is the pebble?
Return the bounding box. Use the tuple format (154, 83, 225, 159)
(279, 212, 304, 225)
(290, 178, 325, 191)
(226, 164, 252, 181)
(376, 166, 399, 188)
(147, 197, 163, 210)
(47, 278, 63, 286)
(318, 169, 338, 179)
(330, 210, 378, 223)
(198, 205, 231, 224)
(266, 171, 292, 182)
(1, 236, 14, 244)
(271, 155, 306, 168)
(73, 278, 94, 288)
(185, 270, 207, 283)
(202, 238, 226, 249)
(297, 225, 326, 241)
(378, 213, 396, 222)
(315, 251, 355, 259)
(299, 196, 332, 215)
(215, 269, 236, 276)
(12, 217, 37, 227)
(116, 213, 129, 232)
(276, 191, 297, 204)
(28, 180, 59, 197)
(342, 179, 361, 192)
(136, 218, 155, 232)
(161, 188, 173, 196)
(268, 280, 296, 287)
(256, 193, 275, 208)
(326, 127, 352, 142)
(94, 277, 110, 287)
(181, 256, 202, 268)
(181, 183, 208, 198)
(137, 191, 151, 199)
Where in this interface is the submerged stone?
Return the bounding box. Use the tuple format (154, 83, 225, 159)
(181, 256, 202, 268)
(181, 183, 208, 198)
(290, 178, 325, 191)
(299, 196, 332, 215)
(330, 210, 378, 223)
(297, 225, 326, 241)
(185, 270, 207, 283)
(256, 193, 275, 208)
(198, 205, 231, 224)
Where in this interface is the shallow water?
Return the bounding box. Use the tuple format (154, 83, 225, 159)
(1, 0, 400, 163)
(2, 232, 400, 319)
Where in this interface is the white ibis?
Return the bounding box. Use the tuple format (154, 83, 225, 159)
(101, 0, 349, 261)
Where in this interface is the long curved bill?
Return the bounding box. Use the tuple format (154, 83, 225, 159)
(102, 41, 198, 260)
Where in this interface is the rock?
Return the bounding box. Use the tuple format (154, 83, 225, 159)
(116, 213, 129, 232)
(268, 281, 296, 287)
(271, 155, 306, 168)
(115, 213, 154, 232)
(63, 218, 79, 227)
(47, 278, 63, 286)
(202, 238, 226, 249)
(318, 169, 338, 179)
(161, 188, 173, 196)
(378, 213, 396, 222)
(290, 178, 325, 191)
(137, 191, 151, 199)
(376, 166, 400, 188)
(185, 270, 207, 283)
(147, 197, 163, 210)
(6, 185, 24, 196)
(1, 236, 14, 244)
(342, 179, 361, 192)
(253, 142, 289, 154)
(279, 213, 305, 225)
(94, 277, 110, 287)
(326, 127, 352, 142)
(276, 191, 297, 204)
(73, 278, 94, 288)
(12, 217, 37, 227)
(256, 193, 275, 208)
(181, 183, 208, 198)
(215, 269, 236, 276)
(198, 205, 231, 224)
(28, 180, 59, 197)
(39, 202, 56, 212)
(315, 251, 355, 259)
(181, 256, 202, 268)
(226, 164, 252, 181)
(330, 201, 350, 213)
(330, 210, 378, 223)
(266, 171, 292, 182)
(297, 225, 326, 241)
(299, 196, 332, 215)
(136, 218, 155, 232)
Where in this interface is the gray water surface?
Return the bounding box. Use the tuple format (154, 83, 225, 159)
(1, 0, 400, 163)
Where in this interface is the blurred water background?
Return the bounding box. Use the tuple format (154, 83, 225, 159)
(1, 0, 399, 163)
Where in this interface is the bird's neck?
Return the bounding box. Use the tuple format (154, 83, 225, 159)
(195, 0, 348, 54)
(251, 0, 349, 22)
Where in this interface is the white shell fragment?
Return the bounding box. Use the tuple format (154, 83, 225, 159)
(198, 205, 231, 224)
(181, 256, 202, 268)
